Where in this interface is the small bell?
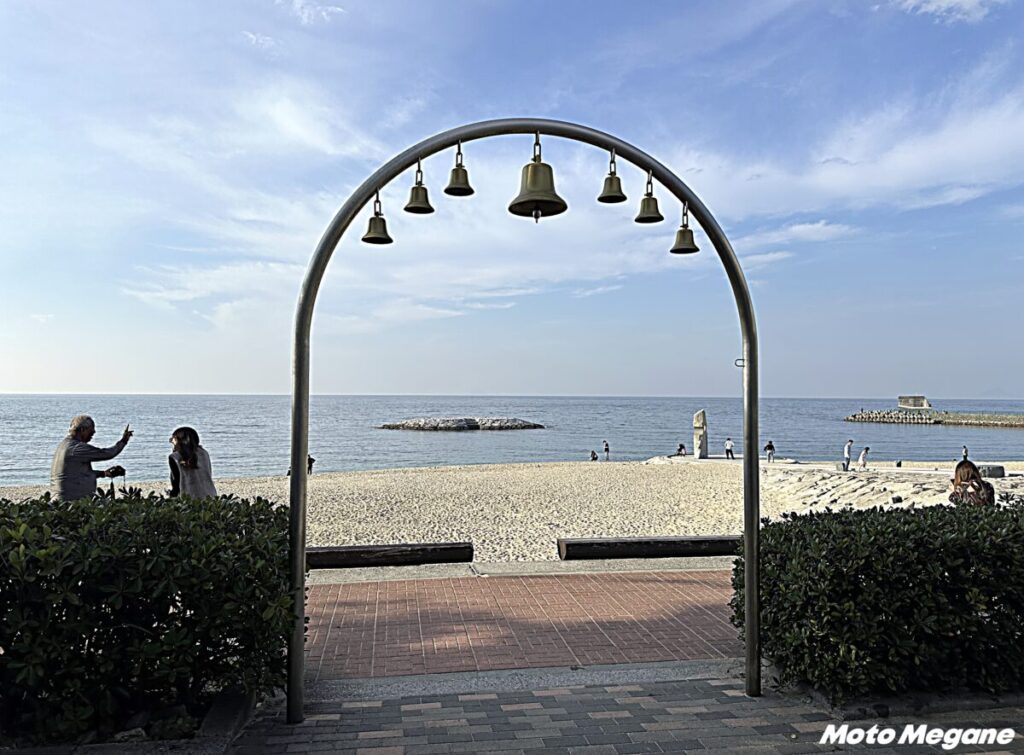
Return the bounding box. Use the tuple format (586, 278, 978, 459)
(361, 192, 393, 244)
(670, 203, 700, 254)
(508, 133, 568, 223)
(634, 170, 664, 223)
(404, 160, 434, 214)
(597, 149, 627, 203)
(444, 142, 475, 196)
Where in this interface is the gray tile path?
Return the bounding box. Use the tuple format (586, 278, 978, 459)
(229, 676, 1024, 754)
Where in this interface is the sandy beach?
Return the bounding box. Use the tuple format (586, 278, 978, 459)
(3, 458, 1023, 562)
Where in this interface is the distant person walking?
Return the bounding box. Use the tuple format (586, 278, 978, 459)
(962, 445, 969, 461)
(51, 415, 132, 501)
(287, 454, 317, 476)
(858, 446, 870, 470)
(168, 426, 217, 499)
(724, 437, 735, 460)
(949, 459, 995, 506)
(590, 450, 598, 461)
(603, 440, 610, 461)
(763, 440, 775, 463)
(843, 439, 854, 471)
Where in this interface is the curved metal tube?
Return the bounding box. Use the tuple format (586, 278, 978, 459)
(287, 118, 760, 722)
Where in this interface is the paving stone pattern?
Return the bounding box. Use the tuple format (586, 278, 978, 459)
(230, 676, 1024, 754)
(306, 571, 740, 681)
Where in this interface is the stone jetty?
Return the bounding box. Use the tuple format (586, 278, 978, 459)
(845, 409, 1024, 428)
(380, 417, 544, 431)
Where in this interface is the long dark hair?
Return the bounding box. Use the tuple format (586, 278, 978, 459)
(172, 426, 201, 469)
(953, 459, 982, 488)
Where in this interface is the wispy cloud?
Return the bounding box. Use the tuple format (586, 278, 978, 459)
(277, 0, 346, 25)
(741, 251, 794, 269)
(242, 31, 279, 54)
(30, 314, 54, 324)
(737, 220, 856, 248)
(571, 284, 624, 298)
(894, 0, 1008, 23)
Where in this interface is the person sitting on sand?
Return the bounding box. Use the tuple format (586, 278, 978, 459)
(763, 440, 775, 463)
(948, 459, 995, 506)
(168, 426, 217, 499)
(590, 450, 598, 461)
(671, 443, 687, 457)
(858, 446, 869, 470)
(51, 415, 132, 501)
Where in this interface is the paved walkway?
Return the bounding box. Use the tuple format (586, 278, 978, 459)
(306, 571, 739, 681)
(230, 674, 1024, 754)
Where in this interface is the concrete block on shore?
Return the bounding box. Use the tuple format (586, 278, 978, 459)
(978, 464, 1005, 478)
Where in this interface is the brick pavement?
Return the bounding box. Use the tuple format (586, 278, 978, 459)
(229, 676, 1024, 754)
(305, 571, 739, 681)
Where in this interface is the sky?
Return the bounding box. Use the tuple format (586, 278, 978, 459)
(1, 0, 1022, 398)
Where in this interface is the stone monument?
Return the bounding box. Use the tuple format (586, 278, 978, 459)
(693, 409, 708, 459)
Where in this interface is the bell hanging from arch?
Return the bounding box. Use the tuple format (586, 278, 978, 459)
(634, 170, 664, 223)
(444, 142, 475, 196)
(361, 192, 393, 245)
(669, 202, 700, 254)
(508, 133, 568, 222)
(404, 160, 434, 214)
(597, 149, 627, 203)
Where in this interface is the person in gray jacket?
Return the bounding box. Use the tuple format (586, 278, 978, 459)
(51, 415, 133, 500)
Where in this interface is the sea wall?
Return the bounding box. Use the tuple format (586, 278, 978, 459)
(845, 409, 1024, 428)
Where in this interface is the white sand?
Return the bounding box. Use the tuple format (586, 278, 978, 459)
(3, 459, 1022, 563)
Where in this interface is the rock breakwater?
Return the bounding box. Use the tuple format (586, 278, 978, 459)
(380, 417, 545, 431)
(845, 409, 1024, 428)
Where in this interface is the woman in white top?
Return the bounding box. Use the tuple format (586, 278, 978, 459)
(168, 426, 218, 498)
(858, 446, 870, 470)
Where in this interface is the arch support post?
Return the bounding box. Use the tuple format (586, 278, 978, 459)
(285, 118, 760, 723)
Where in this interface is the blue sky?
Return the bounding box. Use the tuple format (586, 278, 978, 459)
(1, 0, 1022, 397)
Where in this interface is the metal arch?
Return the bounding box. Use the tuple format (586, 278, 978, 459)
(287, 118, 760, 722)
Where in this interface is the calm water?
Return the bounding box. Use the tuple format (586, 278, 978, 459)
(1, 395, 1022, 487)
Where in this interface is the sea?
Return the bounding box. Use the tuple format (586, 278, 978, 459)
(1, 395, 1022, 487)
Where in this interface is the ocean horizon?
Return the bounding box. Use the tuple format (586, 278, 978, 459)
(2, 394, 1023, 487)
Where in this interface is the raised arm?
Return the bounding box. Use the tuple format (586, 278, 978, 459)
(70, 438, 127, 463)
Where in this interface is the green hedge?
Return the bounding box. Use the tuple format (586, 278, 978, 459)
(0, 490, 292, 743)
(731, 497, 1024, 704)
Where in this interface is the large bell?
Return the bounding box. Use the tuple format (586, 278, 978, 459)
(508, 134, 567, 222)
(361, 214, 393, 244)
(362, 192, 393, 244)
(444, 142, 474, 196)
(598, 174, 627, 203)
(670, 226, 700, 254)
(635, 195, 664, 223)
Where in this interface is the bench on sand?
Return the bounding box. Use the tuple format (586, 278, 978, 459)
(557, 535, 741, 561)
(306, 542, 474, 569)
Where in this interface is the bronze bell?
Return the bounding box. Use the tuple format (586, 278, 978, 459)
(444, 142, 474, 196)
(670, 226, 699, 254)
(597, 149, 627, 203)
(404, 162, 434, 214)
(634, 170, 664, 223)
(669, 202, 700, 254)
(361, 192, 393, 244)
(598, 174, 627, 203)
(508, 133, 568, 222)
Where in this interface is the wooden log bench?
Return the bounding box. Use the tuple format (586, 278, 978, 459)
(306, 542, 474, 569)
(557, 535, 741, 561)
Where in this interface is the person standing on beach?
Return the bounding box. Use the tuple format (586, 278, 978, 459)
(843, 439, 854, 471)
(858, 446, 870, 470)
(603, 440, 610, 461)
(724, 437, 735, 460)
(51, 415, 132, 501)
(763, 440, 775, 463)
(962, 445, 969, 461)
